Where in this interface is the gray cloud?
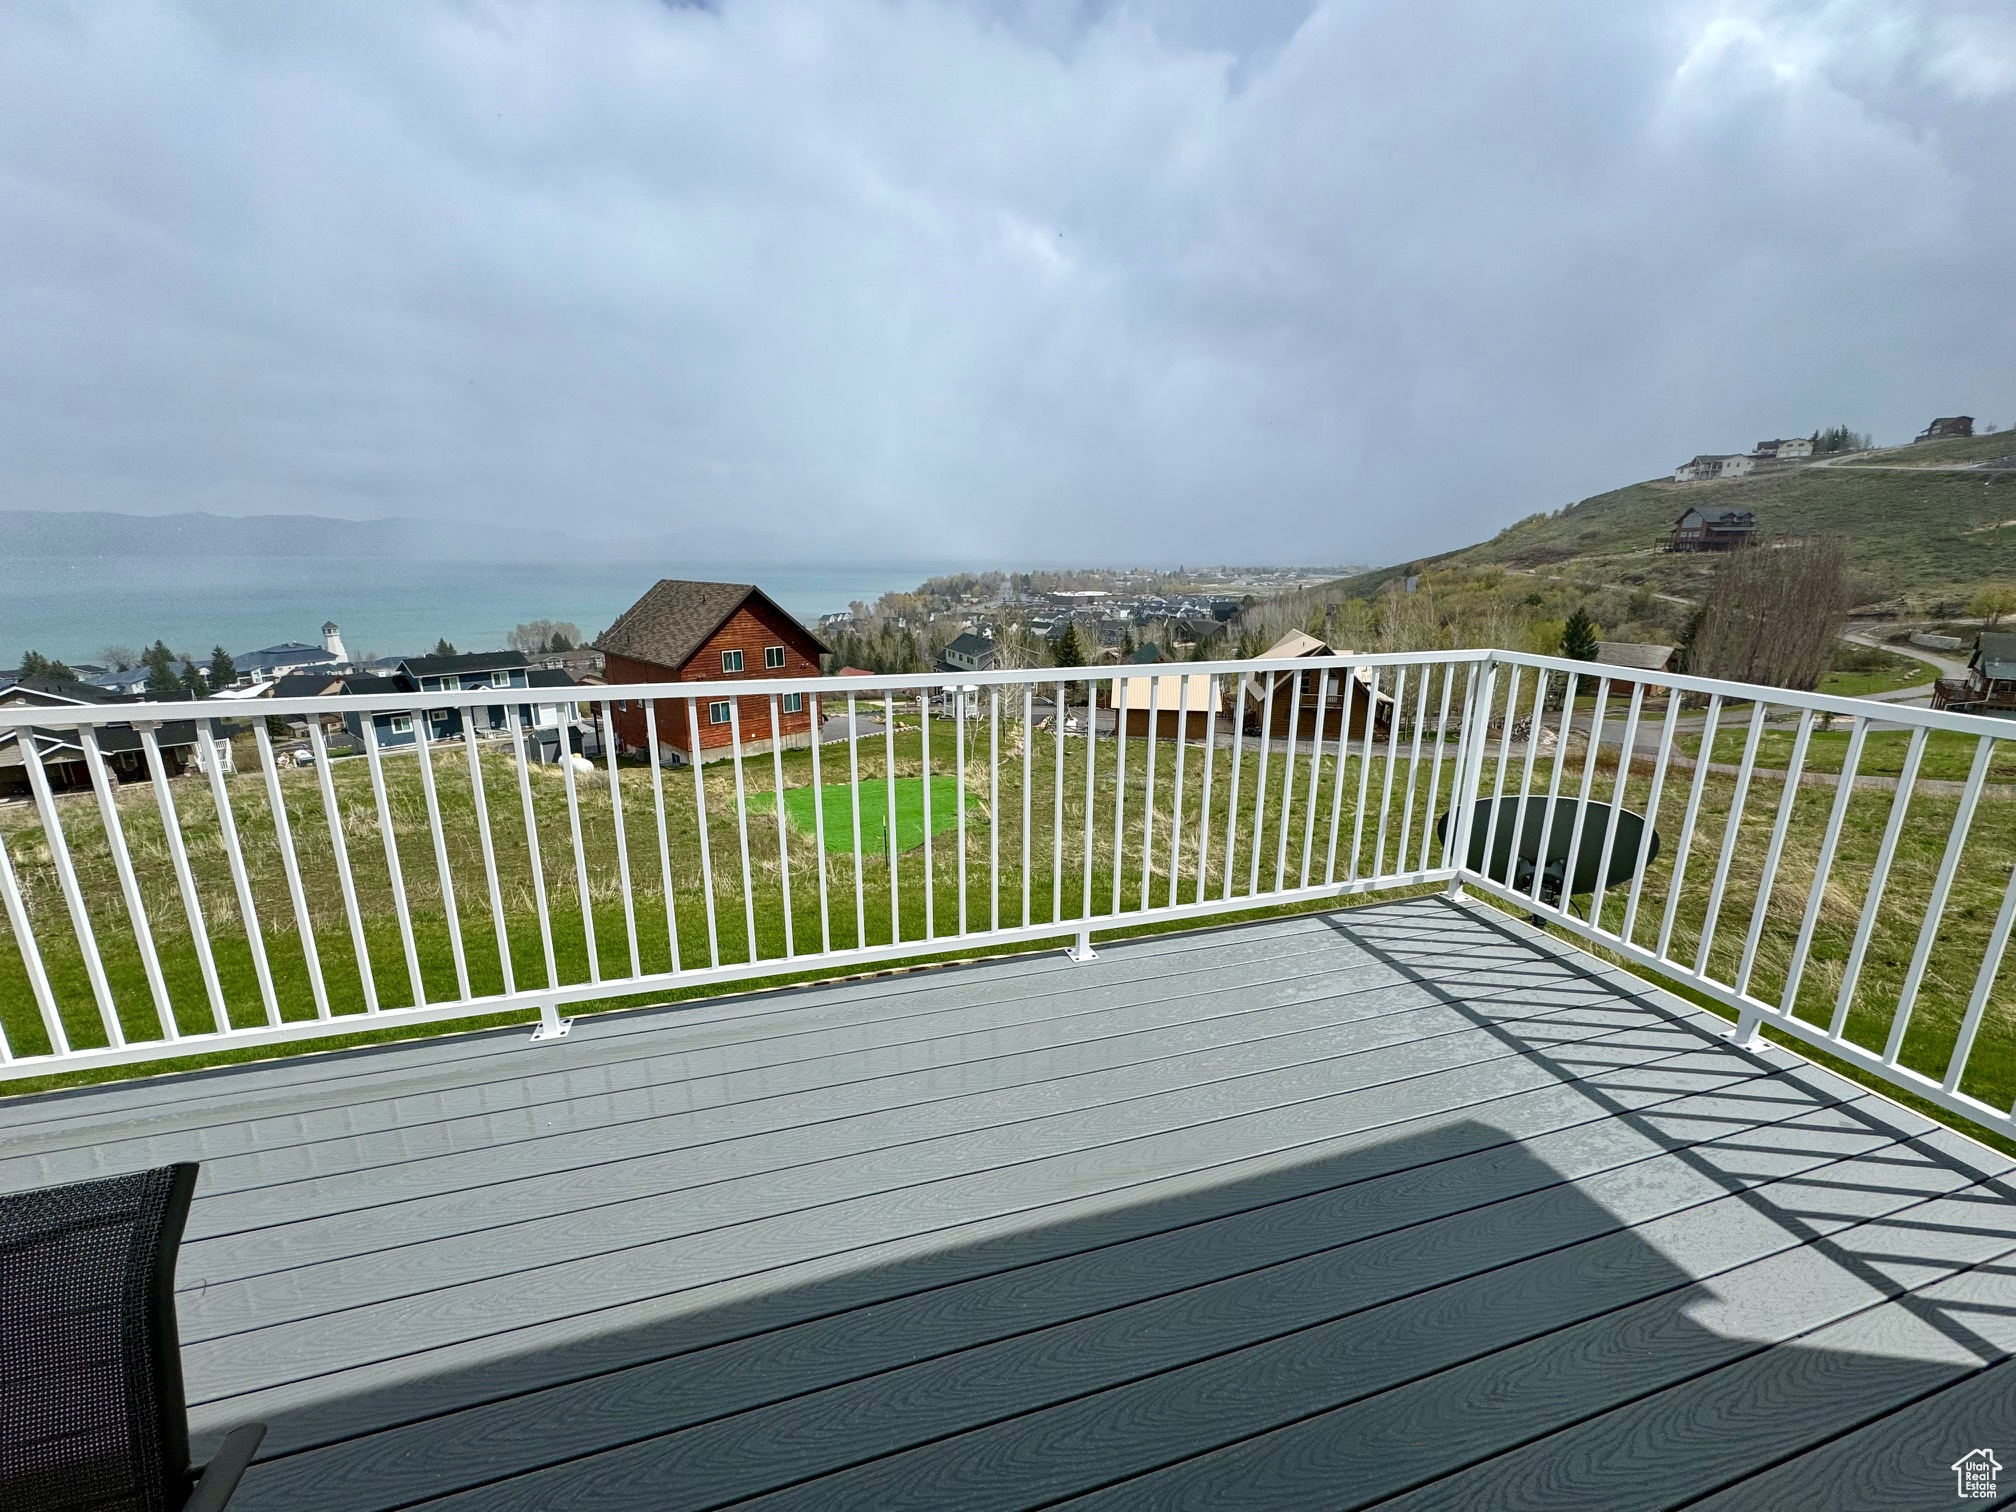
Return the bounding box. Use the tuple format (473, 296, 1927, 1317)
(1, 0, 2011, 565)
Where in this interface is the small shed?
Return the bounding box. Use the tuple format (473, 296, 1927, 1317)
(1111, 647, 1217, 740)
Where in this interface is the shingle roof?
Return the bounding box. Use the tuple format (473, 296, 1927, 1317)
(1974, 632, 2016, 680)
(1595, 641, 1676, 672)
(398, 651, 528, 677)
(340, 675, 413, 697)
(272, 671, 349, 699)
(597, 580, 828, 671)
(525, 668, 578, 689)
(0, 675, 131, 706)
(945, 632, 993, 656)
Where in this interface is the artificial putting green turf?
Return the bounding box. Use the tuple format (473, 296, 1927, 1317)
(747, 774, 981, 852)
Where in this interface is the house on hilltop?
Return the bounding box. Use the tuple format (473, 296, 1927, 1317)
(598, 580, 829, 764)
(1916, 416, 1974, 443)
(1664, 506, 1756, 552)
(1671, 454, 1755, 483)
(1751, 437, 1812, 461)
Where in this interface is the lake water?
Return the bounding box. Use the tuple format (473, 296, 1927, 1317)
(1, 557, 951, 666)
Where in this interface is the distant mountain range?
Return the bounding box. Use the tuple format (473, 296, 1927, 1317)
(0, 510, 809, 564)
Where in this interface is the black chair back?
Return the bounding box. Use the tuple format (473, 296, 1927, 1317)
(1437, 796, 1660, 906)
(0, 1164, 199, 1512)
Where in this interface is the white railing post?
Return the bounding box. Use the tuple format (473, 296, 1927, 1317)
(1446, 656, 1497, 896)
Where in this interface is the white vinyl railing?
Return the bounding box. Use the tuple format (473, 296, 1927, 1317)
(3, 651, 2014, 1139)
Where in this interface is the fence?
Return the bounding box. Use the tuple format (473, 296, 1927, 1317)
(3, 651, 2014, 1140)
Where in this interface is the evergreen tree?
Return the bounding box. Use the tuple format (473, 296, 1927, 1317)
(18, 650, 75, 680)
(548, 631, 572, 652)
(1053, 622, 1086, 668)
(1120, 629, 1136, 657)
(433, 638, 459, 657)
(180, 661, 211, 699)
(1559, 606, 1600, 662)
(1673, 608, 1702, 676)
(143, 642, 183, 700)
(208, 645, 238, 689)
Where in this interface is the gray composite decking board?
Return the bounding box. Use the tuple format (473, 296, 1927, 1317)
(203, 1040, 1763, 1456)
(641, 1133, 2007, 1512)
(180, 969, 1659, 1276)
(239, 1075, 1881, 1511)
(399, 1100, 1934, 1512)
(1683, 1352, 2016, 1511)
(0, 921, 1366, 1158)
(0, 908, 1424, 1138)
(141, 950, 1628, 1233)
(1362, 1165, 2016, 1512)
(1383, 1253, 2016, 1512)
(1, 918, 1506, 1179)
(176, 1000, 1707, 1389)
(1, 945, 1495, 1197)
(173, 988, 1702, 1346)
(1045, 1130, 2016, 1512)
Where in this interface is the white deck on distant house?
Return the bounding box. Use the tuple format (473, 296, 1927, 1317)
(4, 898, 2013, 1511)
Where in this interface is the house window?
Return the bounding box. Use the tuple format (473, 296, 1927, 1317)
(490, 670, 511, 688)
(781, 692, 803, 713)
(721, 649, 744, 673)
(388, 714, 413, 734)
(439, 674, 460, 691)
(765, 646, 786, 669)
(708, 700, 732, 724)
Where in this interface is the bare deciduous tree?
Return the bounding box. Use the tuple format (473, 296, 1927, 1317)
(508, 619, 583, 654)
(1688, 537, 1851, 691)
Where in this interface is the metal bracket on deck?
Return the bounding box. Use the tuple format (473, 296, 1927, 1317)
(530, 1000, 573, 1042)
(1067, 929, 1098, 963)
(1727, 1010, 1765, 1052)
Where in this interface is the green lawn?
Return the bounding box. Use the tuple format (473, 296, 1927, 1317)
(1818, 647, 1932, 699)
(1681, 723, 2016, 782)
(747, 774, 980, 853)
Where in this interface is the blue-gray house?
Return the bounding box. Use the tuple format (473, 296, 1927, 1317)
(339, 651, 537, 749)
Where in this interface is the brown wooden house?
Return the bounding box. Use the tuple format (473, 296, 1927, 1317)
(599, 580, 829, 764)
(1239, 632, 1394, 743)
(1664, 507, 1755, 553)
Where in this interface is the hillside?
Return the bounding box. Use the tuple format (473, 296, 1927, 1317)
(1340, 432, 2016, 611)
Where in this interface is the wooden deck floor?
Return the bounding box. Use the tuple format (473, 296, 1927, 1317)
(5, 897, 2015, 1510)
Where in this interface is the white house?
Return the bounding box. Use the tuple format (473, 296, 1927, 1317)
(1672, 453, 1756, 482)
(1753, 437, 1812, 461)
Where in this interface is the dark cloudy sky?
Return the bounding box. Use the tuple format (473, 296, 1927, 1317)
(2, 1, 2011, 566)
